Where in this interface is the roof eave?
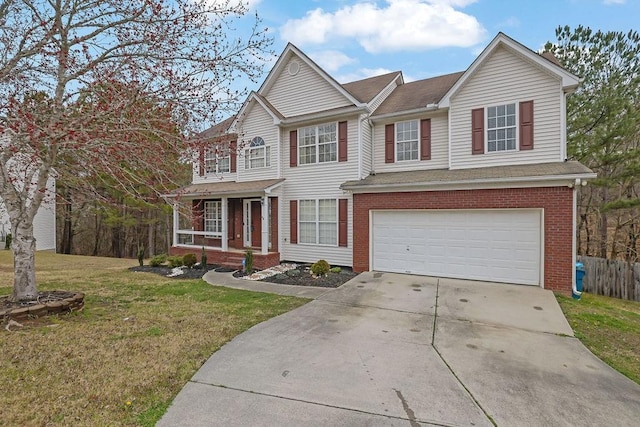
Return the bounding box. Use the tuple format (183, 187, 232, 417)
(341, 172, 598, 192)
(279, 105, 368, 126)
(370, 104, 442, 122)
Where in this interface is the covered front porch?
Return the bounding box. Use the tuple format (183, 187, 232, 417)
(165, 179, 284, 269)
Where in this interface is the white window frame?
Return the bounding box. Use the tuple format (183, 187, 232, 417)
(395, 120, 419, 161)
(204, 147, 230, 174)
(298, 122, 337, 165)
(245, 136, 270, 169)
(204, 200, 222, 237)
(298, 199, 338, 246)
(486, 102, 518, 153)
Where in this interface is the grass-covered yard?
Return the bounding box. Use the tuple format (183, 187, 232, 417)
(0, 251, 308, 426)
(557, 292, 640, 385)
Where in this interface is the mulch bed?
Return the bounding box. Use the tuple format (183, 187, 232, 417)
(131, 263, 358, 288)
(234, 264, 358, 288)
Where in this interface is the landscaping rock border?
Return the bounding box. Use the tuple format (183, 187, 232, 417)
(1, 291, 85, 321)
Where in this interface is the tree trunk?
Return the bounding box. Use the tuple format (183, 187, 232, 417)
(61, 189, 73, 254)
(148, 212, 155, 258)
(12, 222, 37, 302)
(599, 187, 609, 258)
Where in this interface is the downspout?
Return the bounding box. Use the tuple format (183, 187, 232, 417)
(572, 178, 580, 297)
(369, 118, 375, 177)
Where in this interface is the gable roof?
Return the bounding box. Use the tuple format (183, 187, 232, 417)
(342, 71, 402, 103)
(257, 43, 364, 108)
(196, 116, 236, 140)
(371, 71, 464, 119)
(440, 32, 580, 108)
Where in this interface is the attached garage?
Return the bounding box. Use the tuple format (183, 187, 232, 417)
(371, 209, 542, 286)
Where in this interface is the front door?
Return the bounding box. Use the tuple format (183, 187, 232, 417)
(251, 201, 262, 247)
(243, 199, 263, 248)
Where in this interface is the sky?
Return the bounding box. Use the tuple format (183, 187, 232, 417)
(230, 0, 639, 86)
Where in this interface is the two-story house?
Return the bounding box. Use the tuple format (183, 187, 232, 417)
(166, 33, 595, 295)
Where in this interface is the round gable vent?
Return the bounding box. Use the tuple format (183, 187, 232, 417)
(288, 61, 300, 76)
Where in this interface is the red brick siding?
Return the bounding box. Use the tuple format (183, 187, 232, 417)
(353, 187, 574, 295)
(170, 246, 280, 270)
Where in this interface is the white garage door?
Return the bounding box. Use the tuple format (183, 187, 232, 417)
(372, 210, 541, 286)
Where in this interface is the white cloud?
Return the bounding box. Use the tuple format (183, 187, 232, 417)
(308, 50, 357, 72)
(280, 0, 486, 53)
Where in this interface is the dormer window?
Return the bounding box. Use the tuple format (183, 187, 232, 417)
(245, 137, 270, 169)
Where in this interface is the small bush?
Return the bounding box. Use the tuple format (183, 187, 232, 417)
(330, 266, 341, 274)
(167, 255, 184, 268)
(200, 247, 208, 269)
(137, 247, 145, 267)
(244, 249, 253, 273)
(311, 259, 330, 276)
(183, 253, 197, 268)
(149, 254, 167, 267)
(4, 233, 11, 250)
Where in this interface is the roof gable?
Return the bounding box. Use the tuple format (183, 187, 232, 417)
(440, 32, 580, 108)
(258, 43, 363, 109)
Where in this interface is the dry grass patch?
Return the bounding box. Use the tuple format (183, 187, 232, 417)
(557, 292, 640, 385)
(0, 251, 308, 426)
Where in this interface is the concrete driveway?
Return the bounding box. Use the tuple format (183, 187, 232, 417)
(158, 272, 640, 426)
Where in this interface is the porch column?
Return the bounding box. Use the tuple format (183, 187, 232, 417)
(261, 195, 269, 255)
(221, 197, 228, 252)
(172, 200, 179, 246)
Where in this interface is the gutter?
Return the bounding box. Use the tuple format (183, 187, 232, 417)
(341, 172, 598, 192)
(369, 103, 441, 122)
(279, 105, 367, 126)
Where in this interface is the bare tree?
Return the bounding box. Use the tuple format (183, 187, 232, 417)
(0, 0, 272, 301)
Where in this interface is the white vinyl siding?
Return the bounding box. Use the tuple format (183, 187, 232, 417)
(236, 102, 278, 182)
(450, 46, 562, 169)
(360, 113, 373, 178)
(280, 118, 358, 266)
(374, 113, 449, 172)
(265, 55, 353, 117)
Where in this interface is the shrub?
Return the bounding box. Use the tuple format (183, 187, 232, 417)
(183, 253, 197, 268)
(137, 247, 145, 267)
(4, 233, 11, 250)
(286, 269, 301, 277)
(167, 255, 184, 268)
(330, 266, 341, 274)
(311, 259, 330, 276)
(149, 254, 167, 267)
(244, 249, 253, 273)
(200, 247, 208, 269)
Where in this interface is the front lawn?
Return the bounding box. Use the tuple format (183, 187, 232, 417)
(557, 292, 640, 385)
(0, 251, 308, 426)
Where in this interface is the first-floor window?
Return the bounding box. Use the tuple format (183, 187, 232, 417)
(204, 201, 222, 235)
(299, 199, 337, 245)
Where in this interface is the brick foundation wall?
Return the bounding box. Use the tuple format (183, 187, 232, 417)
(169, 246, 280, 270)
(353, 187, 574, 295)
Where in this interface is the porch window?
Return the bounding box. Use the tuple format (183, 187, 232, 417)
(245, 137, 270, 169)
(205, 147, 230, 174)
(299, 123, 337, 165)
(396, 120, 418, 161)
(204, 201, 222, 235)
(299, 199, 337, 245)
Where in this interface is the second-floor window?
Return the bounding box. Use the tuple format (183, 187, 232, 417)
(299, 123, 337, 165)
(205, 147, 230, 174)
(487, 103, 516, 152)
(245, 137, 270, 169)
(396, 120, 418, 161)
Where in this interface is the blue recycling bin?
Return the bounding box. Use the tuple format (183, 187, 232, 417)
(573, 262, 585, 300)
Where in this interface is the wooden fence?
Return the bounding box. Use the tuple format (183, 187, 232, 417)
(577, 256, 640, 301)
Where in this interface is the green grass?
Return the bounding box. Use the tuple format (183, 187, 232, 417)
(0, 251, 308, 426)
(557, 292, 640, 385)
